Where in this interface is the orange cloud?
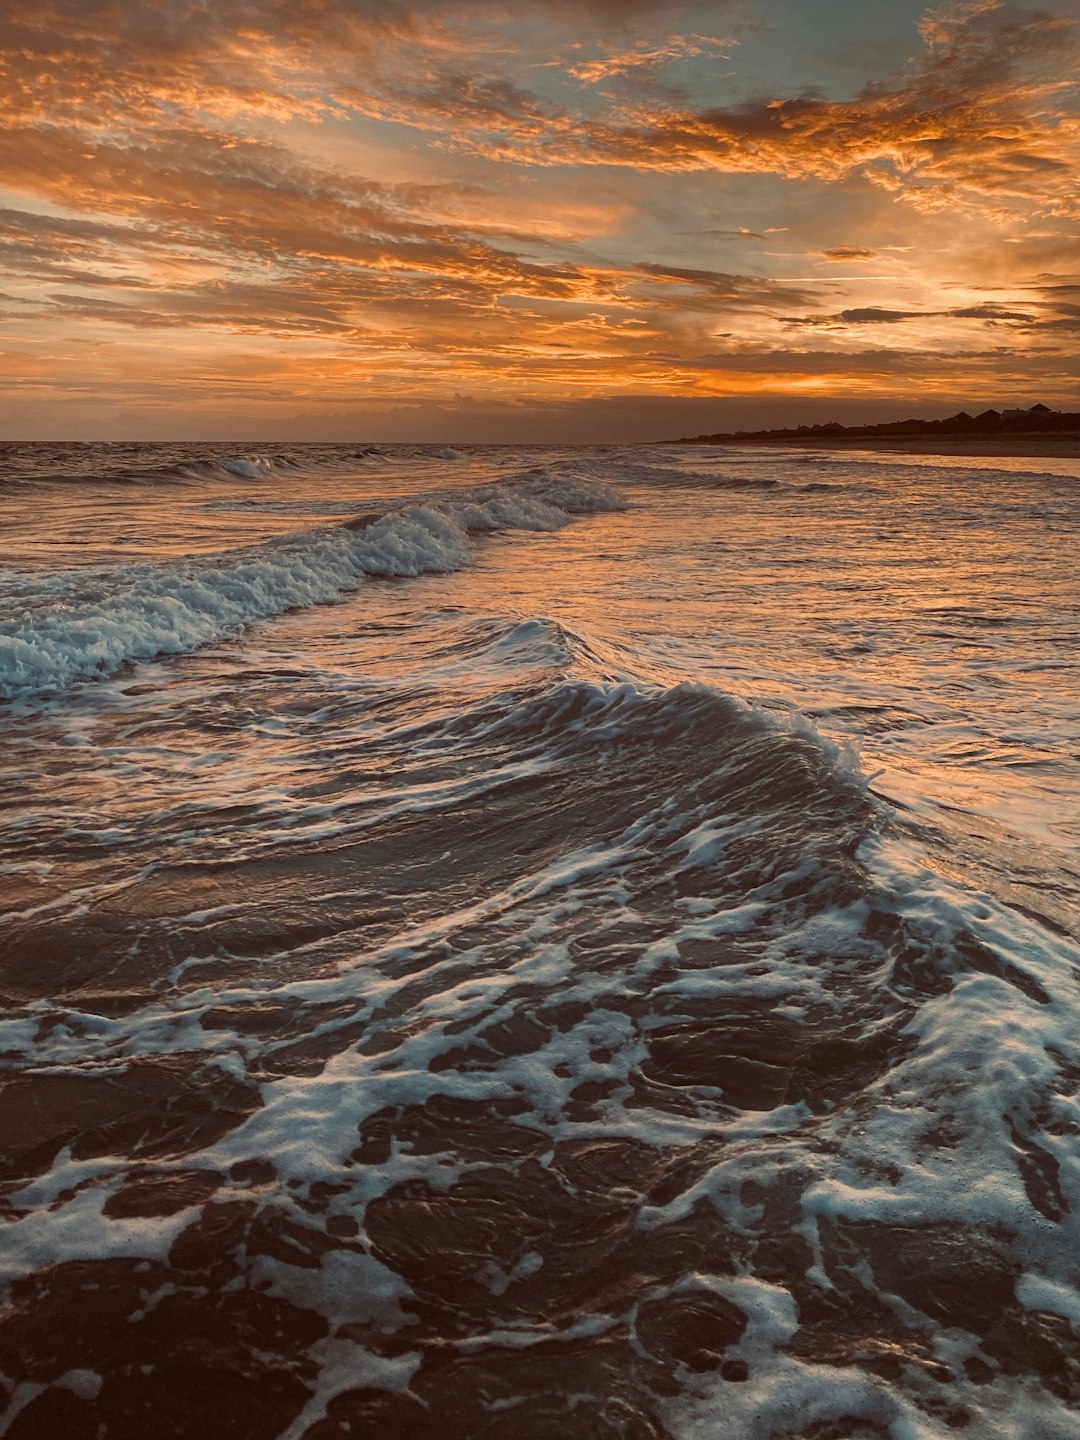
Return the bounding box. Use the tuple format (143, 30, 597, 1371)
(1, 0, 1078, 435)
(343, 3, 1079, 220)
(565, 33, 736, 84)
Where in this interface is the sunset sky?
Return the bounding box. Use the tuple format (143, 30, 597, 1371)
(2, 0, 1078, 440)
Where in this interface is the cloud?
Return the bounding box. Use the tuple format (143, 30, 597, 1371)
(948, 303, 1037, 321)
(4, 3, 1075, 236)
(674, 348, 930, 375)
(686, 226, 790, 241)
(633, 262, 817, 309)
(837, 308, 920, 324)
(7, 1, 1074, 220)
(335, 2, 1079, 220)
(1, 0, 1078, 434)
(566, 33, 736, 84)
(784, 302, 1040, 327)
(0, 0, 724, 133)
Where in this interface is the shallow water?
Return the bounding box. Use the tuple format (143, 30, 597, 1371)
(1, 441, 1078, 1440)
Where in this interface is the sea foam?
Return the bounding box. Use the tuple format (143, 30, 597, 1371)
(0, 476, 624, 701)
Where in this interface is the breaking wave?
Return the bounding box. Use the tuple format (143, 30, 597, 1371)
(0, 476, 624, 701)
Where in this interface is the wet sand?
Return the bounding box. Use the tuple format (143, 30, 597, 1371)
(685, 435, 1080, 460)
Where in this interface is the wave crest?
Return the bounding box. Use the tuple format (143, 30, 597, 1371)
(0, 477, 626, 701)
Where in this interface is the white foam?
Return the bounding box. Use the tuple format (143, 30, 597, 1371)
(0, 476, 625, 700)
(275, 1340, 420, 1440)
(216, 455, 273, 480)
(0, 1167, 197, 1289)
(57, 1370, 103, 1401)
(1017, 1272, 1080, 1327)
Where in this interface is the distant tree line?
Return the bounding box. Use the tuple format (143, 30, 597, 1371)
(676, 404, 1080, 444)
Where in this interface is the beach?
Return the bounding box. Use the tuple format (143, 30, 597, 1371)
(686, 435, 1080, 460)
(1, 441, 1079, 1440)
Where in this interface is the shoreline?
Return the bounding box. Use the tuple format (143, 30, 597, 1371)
(677, 433, 1080, 460)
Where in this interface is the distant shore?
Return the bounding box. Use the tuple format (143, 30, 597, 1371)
(680, 433, 1080, 460)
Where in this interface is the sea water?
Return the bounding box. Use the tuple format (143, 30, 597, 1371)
(0, 441, 1078, 1439)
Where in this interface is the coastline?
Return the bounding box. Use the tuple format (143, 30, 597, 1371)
(678, 433, 1080, 460)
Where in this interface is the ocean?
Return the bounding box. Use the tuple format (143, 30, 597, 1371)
(1, 441, 1078, 1440)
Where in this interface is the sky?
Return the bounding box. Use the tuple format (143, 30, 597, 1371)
(2, 0, 1078, 441)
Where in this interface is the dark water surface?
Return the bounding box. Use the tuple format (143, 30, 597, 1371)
(1, 442, 1078, 1439)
